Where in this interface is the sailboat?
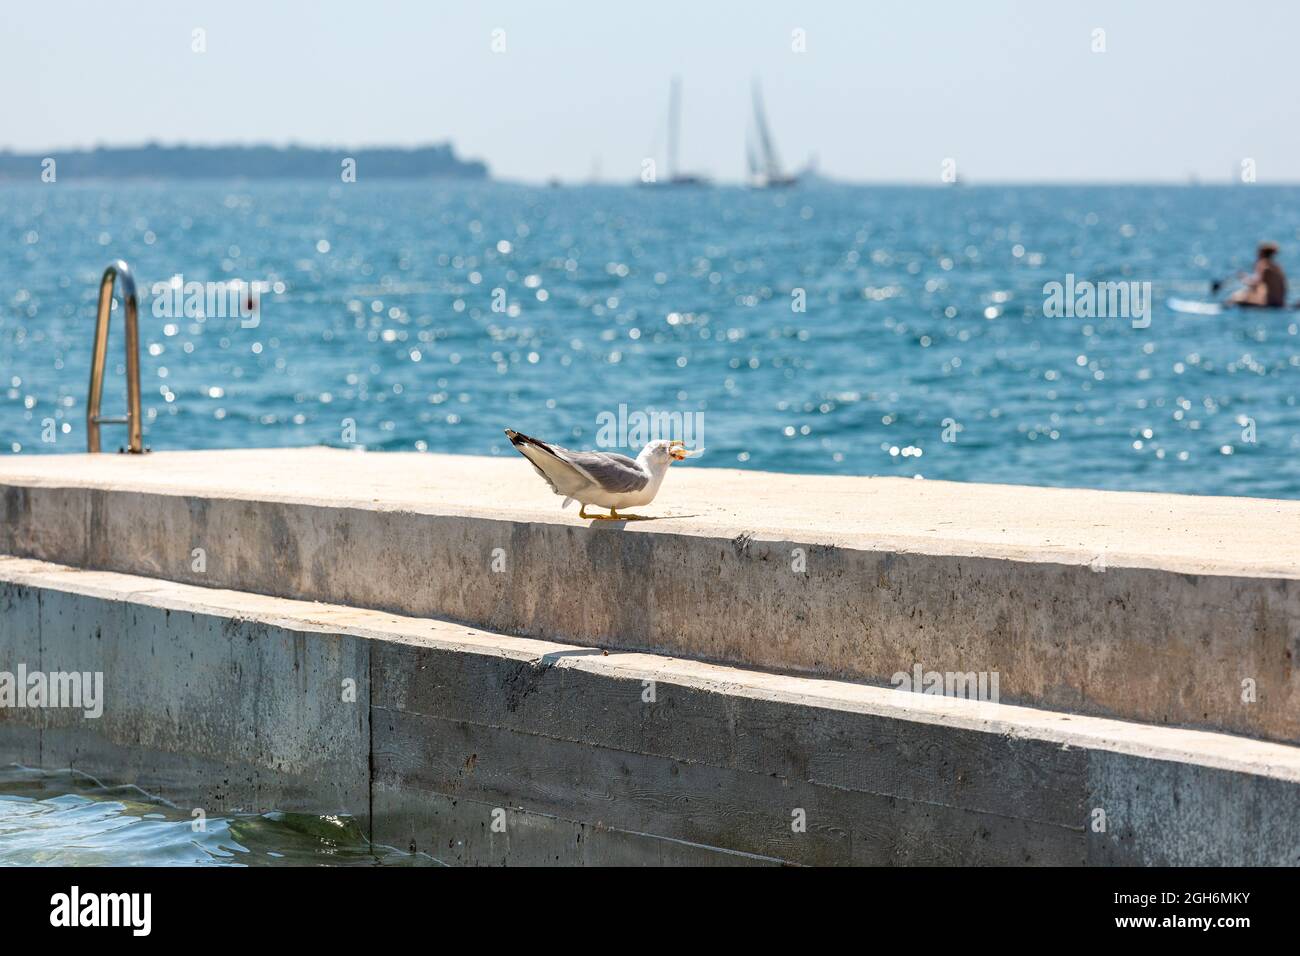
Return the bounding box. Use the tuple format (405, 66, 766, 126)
(746, 81, 798, 189)
(645, 77, 710, 187)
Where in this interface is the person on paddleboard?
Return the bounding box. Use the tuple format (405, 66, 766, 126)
(1227, 241, 1287, 308)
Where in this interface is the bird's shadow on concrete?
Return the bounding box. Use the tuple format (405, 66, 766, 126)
(584, 513, 702, 528)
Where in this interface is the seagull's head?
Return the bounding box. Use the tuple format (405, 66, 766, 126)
(641, 439, 703, 466)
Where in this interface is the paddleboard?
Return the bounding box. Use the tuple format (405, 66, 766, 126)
(1166, 297, 1223, 316)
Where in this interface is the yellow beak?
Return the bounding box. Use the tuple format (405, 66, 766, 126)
(668, 441, 700, 461)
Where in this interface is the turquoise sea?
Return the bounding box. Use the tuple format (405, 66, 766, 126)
(2, 181, 1299, 497)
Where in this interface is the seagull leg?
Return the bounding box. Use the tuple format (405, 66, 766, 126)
(579, 504, 653, 521)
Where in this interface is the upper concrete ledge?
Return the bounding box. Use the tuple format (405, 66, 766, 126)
(3, 446, 1299, 578)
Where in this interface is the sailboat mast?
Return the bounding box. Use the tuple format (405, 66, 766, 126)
(667, 76, 681, 181)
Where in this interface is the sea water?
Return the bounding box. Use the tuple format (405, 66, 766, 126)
(2, 181, 1298, 497)
(0, 766, 429, 866)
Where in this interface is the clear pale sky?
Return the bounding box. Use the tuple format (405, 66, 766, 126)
(2, 0, 1295, 184)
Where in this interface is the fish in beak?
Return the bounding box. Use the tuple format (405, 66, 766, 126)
(668, 440, 703, 462)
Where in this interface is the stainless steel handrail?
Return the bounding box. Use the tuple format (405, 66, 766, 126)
(86, 260, 146, 453)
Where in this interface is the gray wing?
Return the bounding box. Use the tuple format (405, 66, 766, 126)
(561, 450, 650, 494)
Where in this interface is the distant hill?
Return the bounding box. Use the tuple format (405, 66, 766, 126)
(0, 143, 489, 180)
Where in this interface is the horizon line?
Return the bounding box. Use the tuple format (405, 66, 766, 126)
(0, 143, 1283, 188)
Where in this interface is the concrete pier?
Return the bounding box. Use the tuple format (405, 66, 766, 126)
(1, 447, 1299, 864)
(2, 448, 1298, 743)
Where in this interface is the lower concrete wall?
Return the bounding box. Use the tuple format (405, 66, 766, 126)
(3, 558, 1298, 866)
(3, 482, 1299, 746)
(0, 577, 370, 821)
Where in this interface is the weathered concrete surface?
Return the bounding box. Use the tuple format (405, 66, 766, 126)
(2, 448, 1298, 744)
(4, 447, 1298, 573)
(2, 556, 1299, 865)
(0, 562, 369, 819)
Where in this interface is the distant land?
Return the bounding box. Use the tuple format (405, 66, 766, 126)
(0, 143, 489, 180)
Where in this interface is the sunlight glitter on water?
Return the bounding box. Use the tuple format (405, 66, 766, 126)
(3, 182, 1299, 497)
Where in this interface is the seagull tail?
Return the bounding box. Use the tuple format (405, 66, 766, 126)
(504, 428, 557, 455)
(505, 428, 578, 498)
(561, 497, 575, 509)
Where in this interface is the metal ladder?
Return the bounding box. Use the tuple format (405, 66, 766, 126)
(86, 260, 146, 453)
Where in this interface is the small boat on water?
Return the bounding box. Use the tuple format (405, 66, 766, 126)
(746, 81, 798, 189)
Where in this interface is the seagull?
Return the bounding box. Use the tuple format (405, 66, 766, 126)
(505, 429, 701, 520)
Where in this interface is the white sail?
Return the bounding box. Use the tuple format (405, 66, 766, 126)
(751, 81, 783, 180)
(745, 129, 760, 179)
(749, 80, 797, 188)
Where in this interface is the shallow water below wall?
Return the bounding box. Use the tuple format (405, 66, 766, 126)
(0, 766, 433, 867)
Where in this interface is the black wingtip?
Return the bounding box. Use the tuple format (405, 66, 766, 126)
(505, 429, 555, 455)
(506, 428, 542, 449)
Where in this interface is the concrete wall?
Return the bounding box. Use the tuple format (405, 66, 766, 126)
(3, 556, 1299, 866)
(3, 463, 1298, 745)
(0, 571, 369, 820)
